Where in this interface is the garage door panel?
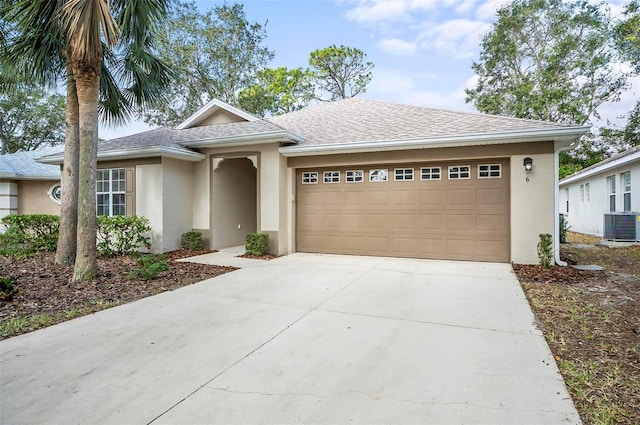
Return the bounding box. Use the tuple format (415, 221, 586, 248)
(296, 160, 510, 262)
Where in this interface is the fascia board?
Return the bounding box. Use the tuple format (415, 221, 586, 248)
(279, 126, 591, 157)
(559, 151, 640, 186)
(37, 147, 205, 164)
(176, 99, 259, 130)
(181, 131, 304, 148)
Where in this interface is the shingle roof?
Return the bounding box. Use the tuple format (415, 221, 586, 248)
(174, 120, 286, 143)
(0, 147, 62, 179)
(269, 97, 577, 146)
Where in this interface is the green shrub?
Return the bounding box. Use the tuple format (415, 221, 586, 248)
(181, 231, 204, 250)
(0, 214, 59, 254)
(127, 254, 168, 280)
(246, 232, 269, 256)
(96, 215, 152, 256)
(0, 276, 19, 301)
(537, 233, 553, 269)
(559, 214, 570, 244)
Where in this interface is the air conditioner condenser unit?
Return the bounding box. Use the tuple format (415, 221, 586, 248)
(603, 212, 640, 241)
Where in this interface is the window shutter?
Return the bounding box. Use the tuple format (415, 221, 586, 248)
(125, 167, 135, 216)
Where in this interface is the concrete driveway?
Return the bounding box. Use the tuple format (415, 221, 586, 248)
(1, 253, 580, 424)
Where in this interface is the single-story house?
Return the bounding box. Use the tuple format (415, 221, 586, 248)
(9, 98, 587, 264)
(559, 146, 639, 237)
(0, 147, 62, 224)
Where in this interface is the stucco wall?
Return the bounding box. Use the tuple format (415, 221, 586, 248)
(17, 180, 61, 215)
(560, 161, 640, 236)
(192, 156, 210, 231)
(510, 153, 555, 264)
(136, 164, 163, 252)
(161, 158, 194, 252)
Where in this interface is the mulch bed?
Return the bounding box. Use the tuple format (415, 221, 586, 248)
(0, 250, 237, 334)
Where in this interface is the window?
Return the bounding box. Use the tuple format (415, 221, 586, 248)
(622, 172, 631, 212)
(580, 184, 584, 202)
(565, 188, 569, 213)
(478, 164, 501, 178)
(346, 170, 364, 183)
(449, 165, 470, 179)
(420, 167, 441, 180)
(47, 183, 62, 205)
(607, 175, 616, 212)
(97, 169, 126, 216)
(323, 171, 340, 183)
(585, 183, 590, 202)
(369, 169, 388, 182)
(301, 172, 318, 184)
(394, 168, 414, 181)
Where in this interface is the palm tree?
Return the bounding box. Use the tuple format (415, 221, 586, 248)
(1, 0, 172, 275)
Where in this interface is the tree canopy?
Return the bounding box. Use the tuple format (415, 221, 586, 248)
(143, 1, 274, 127)
(465, 0, 626, 126)
(309, 45, 374, 101)
(0, 83, 65, 154)
(238, 67, 314, 116)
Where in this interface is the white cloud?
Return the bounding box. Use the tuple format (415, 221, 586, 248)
(369, 69, 416, 93)
(378, 38, 418, 55)
(418, 19, 490, 58)
(344, 0, 412, 24)
(99, 121, 154, 141)
(475, 0, 509, 20)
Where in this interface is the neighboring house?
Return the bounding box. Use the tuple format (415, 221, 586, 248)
(559, 146, 640, 237)
(33, 98, 588, 264)
(0, 147, 62, 223)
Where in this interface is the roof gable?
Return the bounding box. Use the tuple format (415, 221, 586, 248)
(176, 99, 259, 130)
(560, 145, 640, 185)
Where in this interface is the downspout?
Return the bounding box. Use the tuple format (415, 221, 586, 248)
(554, 143, 577, 266)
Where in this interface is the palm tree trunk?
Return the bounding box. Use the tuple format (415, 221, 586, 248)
(72, 62, 99, 282)
(55, 58, 80, 265)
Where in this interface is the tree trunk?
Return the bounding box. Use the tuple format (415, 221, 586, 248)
(55, 58, 80, 265)
(72, 61, 100, 282)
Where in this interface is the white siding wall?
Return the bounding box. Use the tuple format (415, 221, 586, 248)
(511, 153, 555, 264)
(560, 161, 640, 236)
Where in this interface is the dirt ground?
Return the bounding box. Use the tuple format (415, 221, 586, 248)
(0, 250, 237, 339)
(516, 232, 640, 425)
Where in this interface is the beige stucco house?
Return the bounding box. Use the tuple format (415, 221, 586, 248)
(33, 98, 589, 264)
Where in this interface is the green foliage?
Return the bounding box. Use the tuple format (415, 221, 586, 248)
(0, 214, 59, 255)
(615, 0, 640, 73)
(537, 233, 553, 269)
(144, 1, 274, 126)
(466, 0, 625, 126)
(180, 231, 204, 251)
(309, 45, 374, 100)
(0, 276, 19, 301)
(96, 215, 152, 256)
(246, 232, 269, 256)
(127, 254, 168, 280)
(559, 215, 570, 244)
(238, 67, 314, 117)
(0, 83, 65, 154)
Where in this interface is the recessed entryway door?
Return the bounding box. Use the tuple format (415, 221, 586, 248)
(296, 160, 510, 262)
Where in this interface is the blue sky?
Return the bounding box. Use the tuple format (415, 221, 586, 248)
(101, 0, 637, 139)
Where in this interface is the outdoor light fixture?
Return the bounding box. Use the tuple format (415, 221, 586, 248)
(523, 157, 533, 172)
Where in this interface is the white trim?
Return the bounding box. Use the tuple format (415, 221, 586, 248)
(346, 170, 364, 183)
(323, 171, 340, 183)
(301, 171, 318, 184)
(38, 146, 206, 164)
(478, 164, 502, 179)
(180, 130, 303, 148)
(560, 150, 640, 186)
(420, 167, 441, 181)
(394, 168, 414, 181)
(176, 98, 259, 129)
(369, 169, 388, 182)
(280, 126, 589, 157)
(448, 165, 471, 180)
(47, 182, 62, 205)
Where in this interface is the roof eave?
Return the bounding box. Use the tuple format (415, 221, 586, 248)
(180, 130, 304, 148)
(176, 99, 260, 129)
(279, 126, 590, 157)
(38, 146, 206, 164)
(0, 172, 60, 180)
(559, 151, 640, 185)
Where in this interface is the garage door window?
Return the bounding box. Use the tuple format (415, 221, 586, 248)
(301, 172, 318, 184)
(394, 168, 414, 181)
(478, 164, 501, 178)
(346, 170, 364, 183)
(323, 171, 340, 183)
(449, 166, 470, 179)
(369, 169, 388, 182)
(420, 167, 441, 180)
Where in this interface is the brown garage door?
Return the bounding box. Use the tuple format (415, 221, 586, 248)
(296, 160, 510, 262)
